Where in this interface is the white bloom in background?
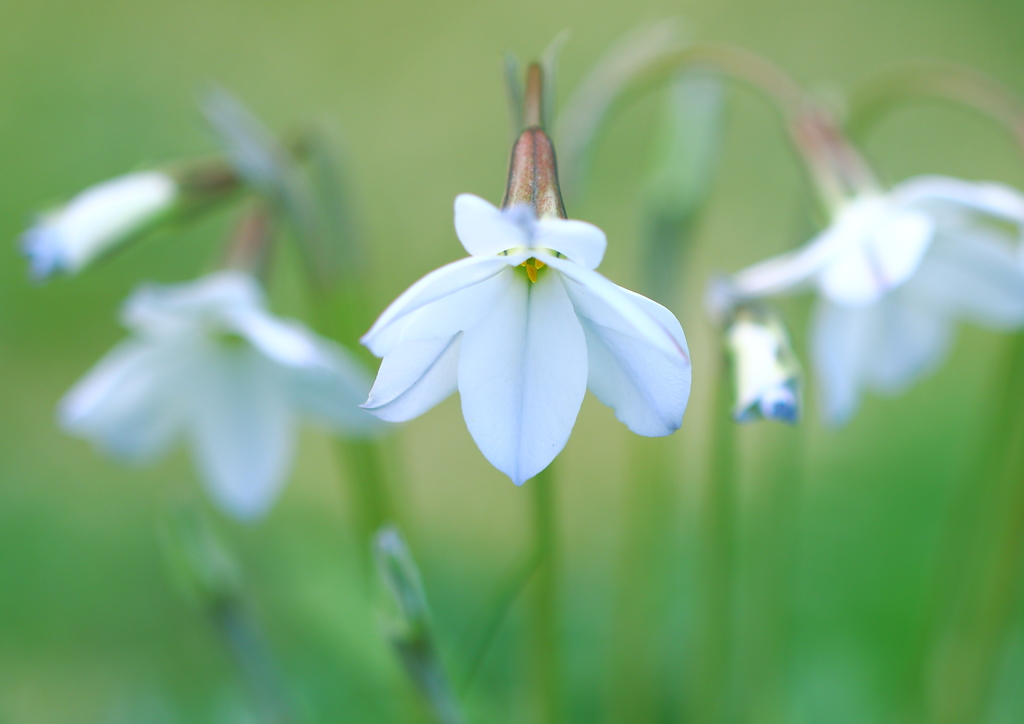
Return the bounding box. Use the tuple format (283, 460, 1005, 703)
(22, 171, 178, 280)
(725, 310, 800, 424)
(361, 194, 692, 485)
(61, 271, 382, 519)
(730, 175, 1024, 422)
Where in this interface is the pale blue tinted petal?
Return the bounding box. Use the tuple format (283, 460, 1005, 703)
(284, 339, 384, 436)
(909, 228, 1024, 328)
(361, 255, 521, 357)
(363, 335, 461, 422)
(893, 175, 1024, 224)
(810, 300, 871, 425)
(576, 283, 691, 436)
(394, 266, 515, 346)
(122, 271, 263, 337)
(817, 210, 935, 307)
(861, 295, 952, 394)
(533, 217, 607, 269)
(185, 348, 295, 520)
(458, 271, 587, 485)
(59, 340, 181, 461)
(544, 256, 688, 361)
(454, 194, 530, 256)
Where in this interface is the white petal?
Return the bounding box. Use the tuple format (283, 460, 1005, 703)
(533, 217, 607, 269)
(810, 301, 872, 425)
(543, 256, 688, 361)
(361, 254, 525, 357)
(285, 339, 385, 435)
(60, 341, 182, 461)
(729, 205, 879, 299)
(892, 175, 1024, 224)
(458, 271, 588, 485)
(817, 210, 935, 307)
(860, 294, 952, 394)
(363, 335, 461, 422)
(454, 194, 530, 256)
(581, 321, 691, 436)
(392, 266, 515, 347)
(226, 307, 329, 368)
(123, 271, 264, 338)
(184, 348, 295, 520)
(909, 228, 1024, 328)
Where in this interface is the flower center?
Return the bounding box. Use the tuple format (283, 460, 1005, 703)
(519, 256, 546, 283)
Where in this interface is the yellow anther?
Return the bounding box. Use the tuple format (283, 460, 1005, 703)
(533, 258, 545, 270)
(526, 262, 538, 283)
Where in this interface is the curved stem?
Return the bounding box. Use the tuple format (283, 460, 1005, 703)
(847, 62, 1024, 152)
(631, 43, 879, 209)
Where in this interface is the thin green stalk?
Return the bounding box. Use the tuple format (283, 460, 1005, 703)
(926, 334, 1024, 724)
(337, 439, 394, 558)
(605, 437, 678, 724)
(459, 546, 545, 696)
(531, 464, 560, 724)
(216, 602, 296, 724)
(735, 423, 802, 724)
(693, 351, 739, 724)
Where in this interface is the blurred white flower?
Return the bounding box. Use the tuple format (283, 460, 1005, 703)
(22, 171, 179, 280)
(725, 309, 800, 424)
(730, 175, 1024, 422)
(361, 194, 692, 485)
(61, 271, 381, 519)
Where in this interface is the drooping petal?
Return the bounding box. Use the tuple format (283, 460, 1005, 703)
(533, 217, 607, 269)
(817, 209, 935, 307)
(361, 254, 525, 357)
(574, 284, 691, 436)
(363, 335, 462, 422)
(810, 300, 872, 425)
(60, 340, 182, 461)
(729, 200, 887, 299)
(860, 294, 953, 394)
(454, 194, 530, 256)
(458, 270, 588, 485)
(908, 228, 1024, 328)
(389, 267, 516, 347)
(893, 175, 1024, 225)
(122, 271, 265, 338)
(225, 306, 330, 368)
(284, 339, 385, 435)
(184, 347, 295, 520)
(543, 256, 688, 361)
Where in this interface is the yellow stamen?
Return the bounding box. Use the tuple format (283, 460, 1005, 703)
(533, 258, 545, 270)
(526, 262, 538, 283)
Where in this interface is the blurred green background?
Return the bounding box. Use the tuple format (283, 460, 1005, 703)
(2, 0, 1024, 722)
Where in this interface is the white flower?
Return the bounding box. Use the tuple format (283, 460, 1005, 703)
(361, 194, 692, 485)
(730, 175, 1024, 422)
(61, 271, 382, 519)
(22, 171, 178, 280)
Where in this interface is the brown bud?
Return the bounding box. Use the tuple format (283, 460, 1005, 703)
(501, 63, 567, 219)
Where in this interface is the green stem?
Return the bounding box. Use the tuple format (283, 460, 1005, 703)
(926, 333, 1024, 724)
(459, 546, 545, 696)
(694, 350, 738, 724)
(336, 439, 394, 568)
(605, 436, 679, 724)
(531, 464, 559, 724)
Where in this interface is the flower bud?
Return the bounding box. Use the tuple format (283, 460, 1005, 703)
(725, 305, 801, 424)
(21, 171, 179, 280)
